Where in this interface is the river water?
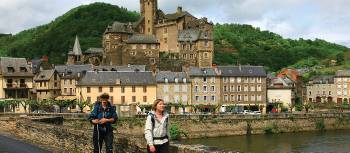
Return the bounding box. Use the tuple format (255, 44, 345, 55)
(181, 130, 350, 153)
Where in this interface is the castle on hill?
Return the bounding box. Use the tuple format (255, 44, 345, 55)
(67, 0, 214, 70)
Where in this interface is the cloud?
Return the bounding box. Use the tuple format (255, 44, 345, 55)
(0, 0, 349, 47)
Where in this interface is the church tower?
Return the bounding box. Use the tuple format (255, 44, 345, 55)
(140, 0, 157, 35)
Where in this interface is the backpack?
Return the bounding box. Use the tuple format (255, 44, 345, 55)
(148, 113, 169, 140)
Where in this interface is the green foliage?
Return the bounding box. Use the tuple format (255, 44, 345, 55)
(214, 24, 348, 71)
(295, 104, 304, 111)
(315, 119, 325, 131)
(0, 2, 139, 63)
(264, 122, 279, 134)
(169, 124, 181, 140)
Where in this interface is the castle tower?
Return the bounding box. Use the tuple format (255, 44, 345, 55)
(140, 0, 157, 35)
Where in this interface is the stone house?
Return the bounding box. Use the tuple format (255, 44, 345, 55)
(306, 75, 336, 103)
(34, 69, 60, 101)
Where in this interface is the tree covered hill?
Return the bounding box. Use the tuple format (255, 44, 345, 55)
(214, 24, 348, 71)
(0, 2, 348, 70)
(0, 2, 139, 63)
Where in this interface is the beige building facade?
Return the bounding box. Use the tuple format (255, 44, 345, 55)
(218, 66, 267, 112)
(156, 71, 191, 105)
(76, 71, 157, 110)
(0, 57, 34, 99)
(186, 67, 221, 107)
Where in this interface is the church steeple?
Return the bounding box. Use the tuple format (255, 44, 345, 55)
(140, 0, 158, 35)
(73, 35, 82, 55)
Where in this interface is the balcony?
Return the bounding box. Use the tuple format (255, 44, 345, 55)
(6, 83, 29, 89)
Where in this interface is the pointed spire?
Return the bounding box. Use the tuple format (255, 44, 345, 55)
(73, 35, 82, 55)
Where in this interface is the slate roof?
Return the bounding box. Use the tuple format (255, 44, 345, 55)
(163, 11, 193, 21)
(127, 34, 158, 44)
(336, 70, 350, 77)
(77, 71, 156, 86)
(217, 66, 267, 77)
(34, 69, 55, 81)
(94, 65, 146, 72)
(55, 64, 93, 79)
(156, 71, 190, 83)
(105, 22, 134, 34)
(84, 48, 103, 54)
(188, 66, 218, 77)
(0, 57, 33, 77)
(309, 75, 334, 84)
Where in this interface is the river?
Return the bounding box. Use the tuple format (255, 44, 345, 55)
(180, 130, 350, 153)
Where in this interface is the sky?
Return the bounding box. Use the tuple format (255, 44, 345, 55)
(0, 0, 349, 47)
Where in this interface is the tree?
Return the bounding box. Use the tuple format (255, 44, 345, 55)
(53, 99, 75, 113)
(76, 99, 90, 113)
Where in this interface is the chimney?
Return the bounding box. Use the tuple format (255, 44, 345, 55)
(177, 6, 182, 13)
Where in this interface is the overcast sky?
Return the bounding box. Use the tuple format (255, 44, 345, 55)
(0, 0, 349, 47)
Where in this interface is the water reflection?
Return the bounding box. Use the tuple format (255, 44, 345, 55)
(180, 130, 350, 153)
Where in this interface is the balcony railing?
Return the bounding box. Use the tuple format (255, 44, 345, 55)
(6, 83, 28, 88)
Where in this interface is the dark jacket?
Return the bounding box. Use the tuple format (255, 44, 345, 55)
(88, 101, 117, 129)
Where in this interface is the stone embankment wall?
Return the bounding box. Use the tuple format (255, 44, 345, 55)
(1, 112, 350, 153)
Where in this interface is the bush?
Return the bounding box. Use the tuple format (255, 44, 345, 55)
(315, 119, 325, 131)
(169, 124, 181, 140)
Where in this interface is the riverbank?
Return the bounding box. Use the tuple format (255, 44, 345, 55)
(0, 112, 349, 152)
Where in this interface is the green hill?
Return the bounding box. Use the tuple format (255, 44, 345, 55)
(0, 2, 139, 63)
(0, 2, 348, 70)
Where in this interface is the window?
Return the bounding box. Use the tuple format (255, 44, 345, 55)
(132, 45, 137, 49)
(238, 95, 241, 101)
(87, 97, 91, 103)
(195, 96, 199, 102)
(151, 45, 156, 49)
(251, 86, 255, 92)
(182, 85, 187, 92)
(244, 85, 248, 92)
(211, 96, 215, 101)
(121, 96, 125, 104)
(99, 87, 102, 92)
(257, 85, 262, 91)
(69, 88, 72, 95)
(204, 41, 209, 47)
(204, 96, 207, 102)
(121, 86, 125, 93)
(7, 67, 14, 73)
(110, 96, 114, 103)
(231, 95, 235, 101)
(175, 78, 179, 83)
(132, 96, 136, 102)
(110, 87, 113, 92)
(148, 28, 150, 33)
(132, 86, 136, 92)
(230, 77, 235, 83)
(174, 85, 179, 92)
(164, 38, 167, 43)
(204, 52, 208, 59)
(54, 82, 57, 87)
(237, 77, 241, 83)
(203, 77, 207, 83)
(87, 87, 91, 93)
(224, 86, 227, 92)
(194, 86, 198, 92)
(143, 86, 147, 92)
(257, 95, 262, 101)
(142, 45, 147, 49)
(143, 96, 147, 102)
(211, 77, 215, 83)
(224, 95, 228, 101)
(329, 91, 331, 95)
(163, 85, 168, 93)
(211, 86, 215, 92)
(64, 88, 67, 93)
(251, 95, 255, 101)
(20, 67, 27, 72)
(182, 95, 188, 102)
(238, 85, 241, 92)
(203, 86, 208, 92)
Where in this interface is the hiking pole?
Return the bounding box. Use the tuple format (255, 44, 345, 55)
(97, 124, 101, 153)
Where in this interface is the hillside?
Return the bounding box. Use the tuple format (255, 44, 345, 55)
(0, 2, 348, 70)
(0, 2, 139, 63)
(214, 24, 349, 71)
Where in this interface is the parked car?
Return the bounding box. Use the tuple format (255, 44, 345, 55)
(253, 111, 261, 115)
(32, 110, 48, 113)
(240, 110, 253, 114)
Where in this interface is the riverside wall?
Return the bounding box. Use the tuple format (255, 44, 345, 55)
(0, 112, 350, 152)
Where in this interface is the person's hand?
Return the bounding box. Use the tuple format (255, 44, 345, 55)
(149, 145, 156, 152)
(92, 119, 99, 124)
(99, 118, 108, 124)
